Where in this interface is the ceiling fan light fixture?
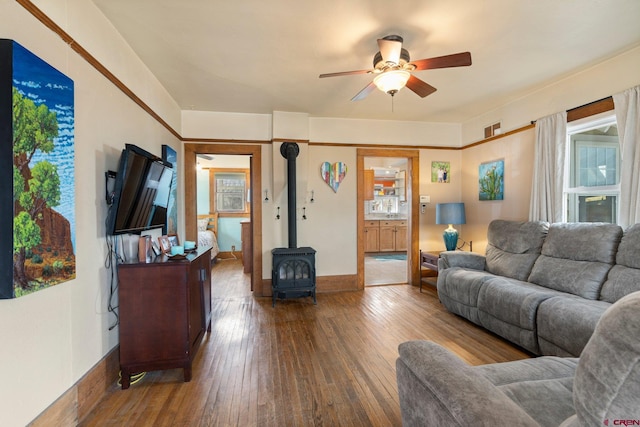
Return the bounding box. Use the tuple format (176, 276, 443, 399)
(373, 70, 410, 95)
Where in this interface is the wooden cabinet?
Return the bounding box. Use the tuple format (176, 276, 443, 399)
(363, 170, 375, 200)
(379, 220, 407, 252)
(241, 220, 252, 274)
(364, 220, 380, 252)
(117, 247, 212, 389)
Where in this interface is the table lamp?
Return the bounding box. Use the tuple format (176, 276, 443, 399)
(435, 203, 466, 251)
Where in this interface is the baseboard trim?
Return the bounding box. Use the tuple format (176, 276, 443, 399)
(261, 274, 359, 296)
(28, 346, 120, 426)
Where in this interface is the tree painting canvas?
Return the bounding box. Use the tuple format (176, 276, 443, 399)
(478, 159, 504, 201)
(0, 40, 75, 298)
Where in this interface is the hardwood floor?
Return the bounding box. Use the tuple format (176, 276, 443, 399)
(80, 259, 530, 426)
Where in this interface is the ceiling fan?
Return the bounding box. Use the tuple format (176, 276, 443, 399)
(319, 35, 472, 101)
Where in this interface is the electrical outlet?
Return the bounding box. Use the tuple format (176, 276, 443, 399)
(231, 245, 236, 252)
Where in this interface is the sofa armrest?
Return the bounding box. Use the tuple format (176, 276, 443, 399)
(397, 341, 539, 426)
(438, 251, 486, 271)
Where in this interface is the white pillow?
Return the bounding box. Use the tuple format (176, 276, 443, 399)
(197, 218, 209, 232)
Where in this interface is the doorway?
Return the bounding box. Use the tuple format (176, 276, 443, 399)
(357, 148, 420, 289)
(363, 157, 408, 286)
(184, 143, 264, 296)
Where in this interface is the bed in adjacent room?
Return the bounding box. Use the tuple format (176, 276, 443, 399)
(197, 213, 220, 260)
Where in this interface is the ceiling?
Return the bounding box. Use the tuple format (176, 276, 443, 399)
(93, 0, 640, 123)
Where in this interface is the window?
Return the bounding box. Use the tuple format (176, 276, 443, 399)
(214, 172, 247, 213)
(565, 115, 619, 223)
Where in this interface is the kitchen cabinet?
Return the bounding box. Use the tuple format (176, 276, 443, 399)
(364, 220, 380, 252)
(363, 169, 375, 200)
(379, 220, 407, 252)
(117, 247, 212, 389)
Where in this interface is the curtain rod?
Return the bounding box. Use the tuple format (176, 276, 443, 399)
(530, 96, 614, 125)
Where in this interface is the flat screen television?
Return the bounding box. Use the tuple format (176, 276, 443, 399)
(106, 144, 173, 235)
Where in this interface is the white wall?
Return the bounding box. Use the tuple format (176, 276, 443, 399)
(462, 45, 640, 145)
(1, 2, 181, 426)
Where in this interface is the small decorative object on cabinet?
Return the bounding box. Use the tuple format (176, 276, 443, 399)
(117, 246, 212, 389)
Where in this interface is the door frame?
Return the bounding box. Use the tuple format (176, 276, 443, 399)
(357, 148, 420, 288)
(184, 143, 263, 295)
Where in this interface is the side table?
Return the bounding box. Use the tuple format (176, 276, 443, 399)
(420, 250, 441, 292)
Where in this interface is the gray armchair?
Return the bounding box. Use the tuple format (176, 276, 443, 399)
(396, 291, 640, 426)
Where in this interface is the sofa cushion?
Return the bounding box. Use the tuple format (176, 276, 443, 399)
(477, 277, 564, 354)
(536, 296, 610, 357)
(485, 220, 549, 281)
(498, 377, 575, 427)
(572, 291, 640, 425)
(528, 222, 622, 299)
(437, 268, 497, 324)
(600, 223, 640, 303)
(396, 341, 540, 426)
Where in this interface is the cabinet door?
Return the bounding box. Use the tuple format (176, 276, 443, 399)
(395, 225, 408, 251)
(188, 262, 204, 350)
(363, 170, 374, 200)
(364, 226, 379, 252)
(379, 224, 396, 252)
(199, 252, 212, 331)
(119, 266, 189, 364)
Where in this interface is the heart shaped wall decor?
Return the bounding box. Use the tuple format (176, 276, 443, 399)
(321, 162, 347, 193)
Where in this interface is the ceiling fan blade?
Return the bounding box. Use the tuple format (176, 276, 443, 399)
(377, 38, 402, 64)
(351, 81, 377, 101)
(319, 69, 372, 78)
(411, 52, 472, 71)
(406, 75, 437, 98)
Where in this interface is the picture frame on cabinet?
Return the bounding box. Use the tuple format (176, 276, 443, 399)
(158, 235, 172, 254)
(168, 234, 180, 247)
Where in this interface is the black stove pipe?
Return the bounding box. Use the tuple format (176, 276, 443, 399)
(280, 142, 300, 248)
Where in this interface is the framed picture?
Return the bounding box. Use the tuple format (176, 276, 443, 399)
(162, 145, 178, 235)
(431, 161, 450, 183)
(2, 40, 76, 299)
(479, 159, 504, 201)
(167, 234, 180, 247)
(151, 241, 162, 256)
(158, 236, 172, 254)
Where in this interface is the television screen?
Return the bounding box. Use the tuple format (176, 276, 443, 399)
(106, 144, 173, 235)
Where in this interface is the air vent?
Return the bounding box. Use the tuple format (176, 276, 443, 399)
(484, 122, 502, 138)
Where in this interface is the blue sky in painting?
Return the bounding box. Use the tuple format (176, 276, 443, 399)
(12, 41, 75, 251)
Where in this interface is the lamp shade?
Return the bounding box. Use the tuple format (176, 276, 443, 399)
(435, 203, 466, 225)
(373, 70, 410, 94)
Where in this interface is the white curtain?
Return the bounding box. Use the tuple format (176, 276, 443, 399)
(614, 85, 640, 228)
(529, 112, 567, 222)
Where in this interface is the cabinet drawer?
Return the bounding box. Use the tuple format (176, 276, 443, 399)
(364, 220, 379, 227)
(381, 220, 406, 227)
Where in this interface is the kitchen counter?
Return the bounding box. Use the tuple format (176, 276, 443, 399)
(365, 214, 407, 220)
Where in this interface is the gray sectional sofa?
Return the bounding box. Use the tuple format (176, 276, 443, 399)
(396, 291, 640, 426)
(437, 219, 640, 357)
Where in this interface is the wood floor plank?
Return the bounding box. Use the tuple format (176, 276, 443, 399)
(79, 259, 530, 426)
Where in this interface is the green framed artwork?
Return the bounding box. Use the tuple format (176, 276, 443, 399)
(431, 161, 450, 183)
(479, 159, 504, 201)
(1, 39, 76, 298)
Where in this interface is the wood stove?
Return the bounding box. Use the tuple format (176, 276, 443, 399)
(271, 142, 317, 306)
